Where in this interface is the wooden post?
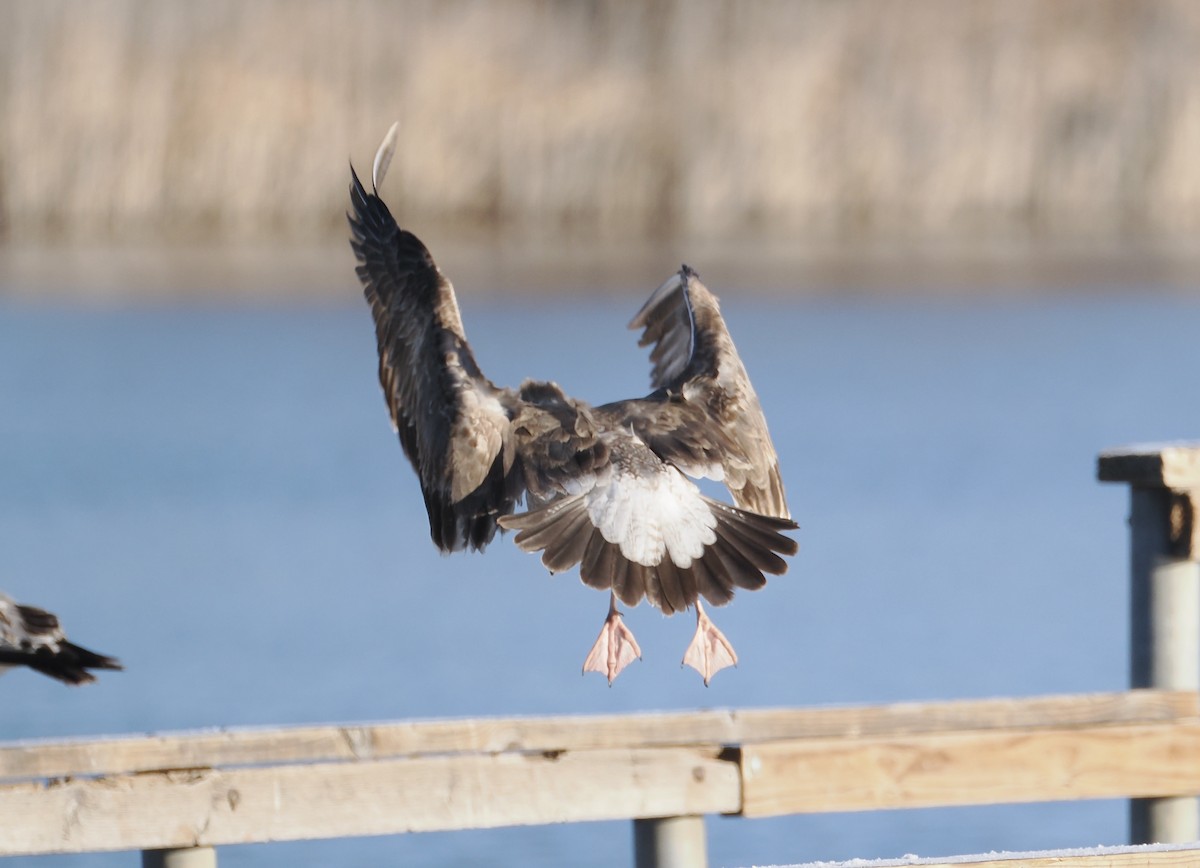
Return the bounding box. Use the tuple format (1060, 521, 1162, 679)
(142, 847, 217, 868)
(633, 816, 708, 868)
(1099, 443, 1200, 844)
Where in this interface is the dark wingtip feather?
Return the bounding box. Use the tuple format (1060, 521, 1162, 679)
(349, 163, 366, 206)
(65, 642, 123, 672)
(348, 163, 396, 240)
(22, 642, 123, 686)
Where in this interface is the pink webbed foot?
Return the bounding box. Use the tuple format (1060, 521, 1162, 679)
(682, 600, 738, 686)
(583, 593, 642, 685)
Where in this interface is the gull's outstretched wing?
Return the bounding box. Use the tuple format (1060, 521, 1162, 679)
(0, 593, 122, 685)
(349, 148, 522, 551)
(608, 266, 790, 519)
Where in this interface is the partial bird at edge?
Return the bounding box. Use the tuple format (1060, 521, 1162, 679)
(0, 591, 123, 686)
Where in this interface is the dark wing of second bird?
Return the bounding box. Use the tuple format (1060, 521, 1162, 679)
(0, 595, 122, 685)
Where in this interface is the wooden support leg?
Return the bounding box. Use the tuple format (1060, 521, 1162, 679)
(1100, 446, 1200, 844)
(633, 815, 708, 868)
(142, 847, 217, 868)
(1128, 488, 1200, 843)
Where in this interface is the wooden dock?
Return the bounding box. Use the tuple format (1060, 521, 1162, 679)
(2, 442, 1197, 867)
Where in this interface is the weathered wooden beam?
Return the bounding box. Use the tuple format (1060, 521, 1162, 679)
(788, 842, 1200, 867)
(739, 720, 1200, 817)
(0, 746, 738, 856)
(2, 690, 1193, 782)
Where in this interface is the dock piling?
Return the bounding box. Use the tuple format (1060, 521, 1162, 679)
(142, 847, 217, 868)
(633, 816, 707, 868)
(1099, 443, 1200, 843)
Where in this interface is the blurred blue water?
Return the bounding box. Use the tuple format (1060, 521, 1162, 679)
(1, 291, 1199, 867)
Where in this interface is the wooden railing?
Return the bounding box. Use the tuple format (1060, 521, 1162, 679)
(1, 443, 1197, 868)
(2, 691, 1199, 866)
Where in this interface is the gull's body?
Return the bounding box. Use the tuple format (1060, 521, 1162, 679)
(349, 125, 797, 683)
(0, 592, 122, 685)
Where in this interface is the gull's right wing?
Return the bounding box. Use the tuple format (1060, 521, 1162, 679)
(611, 266, 791, 520)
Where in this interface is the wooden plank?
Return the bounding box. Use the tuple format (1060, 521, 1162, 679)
(1098, 443, 1200, 489)
(788, 843, 1200, 867)
(3, 691, 1194, 782)
(740, 720, 1200, 817)
(907, 855, 1197, 868)
(0, 746, 738, 856)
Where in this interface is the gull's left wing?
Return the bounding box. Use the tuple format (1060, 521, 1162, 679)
(349, 129, 523, 552)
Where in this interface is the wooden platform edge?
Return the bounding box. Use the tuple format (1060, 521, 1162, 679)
(781, 842, 1200, 868)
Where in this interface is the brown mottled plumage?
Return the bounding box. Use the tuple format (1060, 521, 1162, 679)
(350, 125, 797, 684)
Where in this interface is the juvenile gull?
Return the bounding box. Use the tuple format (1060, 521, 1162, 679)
(0, 591, 122, 685)
(349, 125, 797, 684)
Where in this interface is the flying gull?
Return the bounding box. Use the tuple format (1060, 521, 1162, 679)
(0, 591, 123, 685)
(349, 124, 798, 684)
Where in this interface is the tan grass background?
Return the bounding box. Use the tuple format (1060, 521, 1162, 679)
(2, 0, 1199, 247)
